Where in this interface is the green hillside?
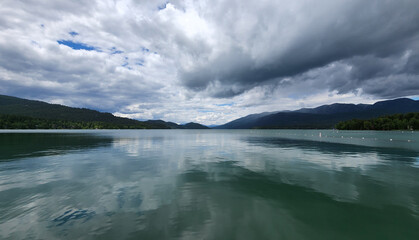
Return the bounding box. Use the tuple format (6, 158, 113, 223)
(0, 95, 208, 129)
(335, 112, 419, 130)
(217, 98, 419, 129)
(0, 95, 141, 125)
(0, 114, 160, 129)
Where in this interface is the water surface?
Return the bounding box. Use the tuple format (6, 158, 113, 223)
(1, 130, 418, 239)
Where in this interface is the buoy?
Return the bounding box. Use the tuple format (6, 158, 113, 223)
(390, 139, 393, 141)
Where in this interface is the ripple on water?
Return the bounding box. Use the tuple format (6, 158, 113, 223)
(52, 209, 96, 226)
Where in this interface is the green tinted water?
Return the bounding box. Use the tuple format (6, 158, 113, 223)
(0, 130, 418, 239)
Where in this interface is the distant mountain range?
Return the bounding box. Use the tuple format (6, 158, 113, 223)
(0, 95, 208, 129)
(2, 94, 419, 130)
(217, 98, 419, 129)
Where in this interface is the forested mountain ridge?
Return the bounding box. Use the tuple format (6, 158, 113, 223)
(335, 112, 419, 130)
(0, 95, 141, 125)
(0, 95, 208, 129)
(217, 98, 419, 129)
(2, 94, 417, 130)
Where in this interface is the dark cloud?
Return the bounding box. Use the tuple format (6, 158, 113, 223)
(405, 52, 419, 75)
(179, 0, 419, 98)
(329, 39, 419, 97)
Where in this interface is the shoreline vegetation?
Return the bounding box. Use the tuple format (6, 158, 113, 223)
(0, 114, 209, 130)
(335, 112, 419, 131)
(0, 114, 156, 129)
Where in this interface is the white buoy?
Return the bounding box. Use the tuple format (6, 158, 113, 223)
(390, 139, 393, 141)
(362, 137, 364, 139)
(319, 132, 322, 138)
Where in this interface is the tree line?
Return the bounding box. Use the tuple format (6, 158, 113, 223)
(0, 114, 164, 129)
(335, 112, 419, 130)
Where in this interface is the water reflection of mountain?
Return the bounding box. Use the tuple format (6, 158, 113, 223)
(229, 136, 419, 215)
(244, 136, 419, 162)
(0, 133, 112, 161)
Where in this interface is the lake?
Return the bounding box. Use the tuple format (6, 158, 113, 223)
(0, 129, 418, 239)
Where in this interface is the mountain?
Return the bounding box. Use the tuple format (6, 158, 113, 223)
(145, 120, 209, 129)
(217, 111, 279, 129)
(217, 98, 419, 129)
(182, 122, 210, 129)
(0, 94, 141, 125)
(145, 120, 182, 129)
(0, 95, 207, 129)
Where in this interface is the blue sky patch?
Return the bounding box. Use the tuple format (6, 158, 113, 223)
(136, 59, 145, 66)
(216, 103, 234, 107)
(110, 47, 123, 54)
(69, 31, 79, 36)
(121, 62, 132, 70)
(57, 40, 97, 51)
(158, 2, 168, 10)
(198, 110, 214, 113)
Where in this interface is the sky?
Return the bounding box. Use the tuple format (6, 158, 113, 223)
(0, 0, 418, 125)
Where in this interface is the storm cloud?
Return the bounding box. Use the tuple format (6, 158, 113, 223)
(0, 0, 418, 124)
(179, 0, 419, 98)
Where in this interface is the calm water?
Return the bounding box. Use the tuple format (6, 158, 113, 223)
(0, 130, 419, 239)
